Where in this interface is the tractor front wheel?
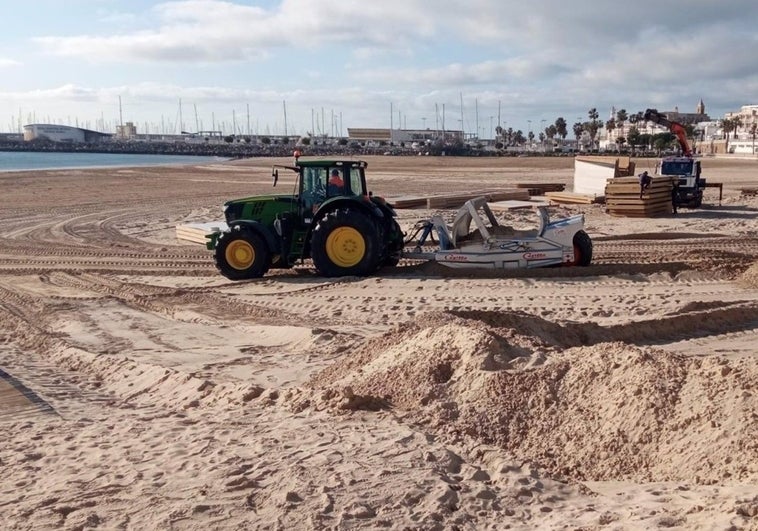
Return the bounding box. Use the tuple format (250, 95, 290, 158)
(214, 228, 270, 280)
(311, 208, 381, 277)
(565, 230, 593, 267)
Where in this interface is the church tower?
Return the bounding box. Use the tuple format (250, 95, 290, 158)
(696, 99, 705, 115)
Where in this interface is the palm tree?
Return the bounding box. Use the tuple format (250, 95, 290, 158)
(573, 122, 584, 150)
(555, 117, 568, 140)
(587, 108, 601, 149)
(615, 109, 628, 142)
(720, 117, 742, 152)
(627, 126, 641, 155)
(605, 118, 616, 148)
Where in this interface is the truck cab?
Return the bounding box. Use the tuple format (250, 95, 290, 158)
(656, 156, 704, 208)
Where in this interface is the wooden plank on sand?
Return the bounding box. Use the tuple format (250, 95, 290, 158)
(386, 195, 429, 208)
(426, 189, 529, 209)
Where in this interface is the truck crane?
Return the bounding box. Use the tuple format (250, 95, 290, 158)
(642, 108, 705, 208)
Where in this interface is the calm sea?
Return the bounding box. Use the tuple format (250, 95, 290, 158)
(0, 151, 227, 172)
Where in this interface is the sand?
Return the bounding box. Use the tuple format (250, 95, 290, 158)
(0, 154, 757, 530)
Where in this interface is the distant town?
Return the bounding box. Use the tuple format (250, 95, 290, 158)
(1, 101, 756, 158)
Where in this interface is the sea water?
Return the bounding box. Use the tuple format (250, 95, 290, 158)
(0, 151, 226, 172)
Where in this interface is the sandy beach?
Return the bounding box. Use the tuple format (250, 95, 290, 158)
(1, 154, 757, 530)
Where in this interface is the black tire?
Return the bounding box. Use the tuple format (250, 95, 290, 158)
(214, 228, 270, 280)
(566, 230, 592, 267)
(311, 208, 381, 277)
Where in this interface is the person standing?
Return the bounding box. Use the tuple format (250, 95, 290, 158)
(638, 171, 652, 199)
(671, 178, 680, 215)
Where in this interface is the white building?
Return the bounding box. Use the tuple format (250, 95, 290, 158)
(23, 124, 111, 143)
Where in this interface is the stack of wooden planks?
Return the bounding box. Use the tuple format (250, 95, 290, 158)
(604, 176, 675, 217)
(515, 183, 566, 196)
(175, 221, 228, 244)
(544, 191, 600, 205)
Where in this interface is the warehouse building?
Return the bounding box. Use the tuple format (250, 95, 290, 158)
(23, 124, 111, 143)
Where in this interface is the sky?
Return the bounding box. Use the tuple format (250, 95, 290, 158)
(2, 0, 757, 138)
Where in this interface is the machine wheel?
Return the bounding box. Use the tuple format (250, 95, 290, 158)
(311, 208, 381, 277)
(214, 228, 270, 280)
(566, 230, 593, 267)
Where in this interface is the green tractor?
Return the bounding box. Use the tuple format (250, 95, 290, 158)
(206, 157, 404, 280)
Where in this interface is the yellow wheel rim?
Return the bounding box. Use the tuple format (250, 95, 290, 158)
(325, 227, 365, 268)
(226, 240, 255, 270)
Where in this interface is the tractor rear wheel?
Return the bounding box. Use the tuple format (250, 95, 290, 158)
(311, 208, 381, 277)
(565, 230, 592, 266)
(214, 228, 270, 280)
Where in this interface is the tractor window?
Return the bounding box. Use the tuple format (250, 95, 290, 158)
(302, 167, 327, 211)
(348, 167, 364, 196)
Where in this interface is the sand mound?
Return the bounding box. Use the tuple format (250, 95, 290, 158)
(739, 260, 758, 288)
(309, 311, 758, 483)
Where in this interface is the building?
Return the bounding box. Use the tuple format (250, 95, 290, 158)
(115, 121, 138, 139)
(725, 104, 758, 136)
(23, 124, 111, 143)
(665, 99, 710, 125)
(347, 127, 463, 145)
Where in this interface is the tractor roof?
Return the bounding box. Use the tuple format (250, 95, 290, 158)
(294, 159, 367, 169)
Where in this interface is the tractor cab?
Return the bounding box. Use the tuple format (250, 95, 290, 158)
(297, 160, 368, 218)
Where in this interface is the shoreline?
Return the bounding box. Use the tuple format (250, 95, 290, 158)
(0, 151, 230, 173)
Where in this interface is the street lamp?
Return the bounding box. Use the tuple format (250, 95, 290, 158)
(540, 119, 546, 150)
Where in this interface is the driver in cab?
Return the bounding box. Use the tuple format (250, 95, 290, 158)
(328, 168, 344, 195)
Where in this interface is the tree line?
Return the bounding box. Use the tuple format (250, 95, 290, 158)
(496, 107, 754, 153)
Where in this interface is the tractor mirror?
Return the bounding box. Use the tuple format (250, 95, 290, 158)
(272, 169, 278, 187)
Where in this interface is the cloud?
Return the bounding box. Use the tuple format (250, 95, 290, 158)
(0, 58, 21, 68)
(9, 1, 758, 132)
(31, 0, 435, 63)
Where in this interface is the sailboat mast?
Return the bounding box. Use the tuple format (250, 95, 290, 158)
(283, 100, 288, 136)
